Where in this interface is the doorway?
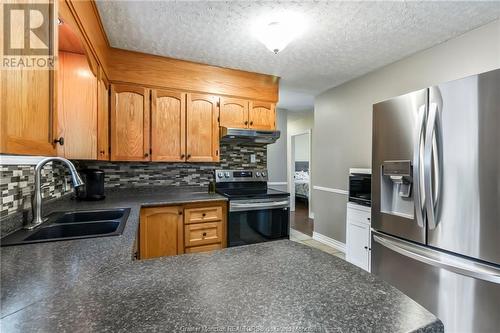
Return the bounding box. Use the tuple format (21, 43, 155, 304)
(289, 131, 313, 237)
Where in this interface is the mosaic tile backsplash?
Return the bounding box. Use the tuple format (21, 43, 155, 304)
(0, 143, 266, 226)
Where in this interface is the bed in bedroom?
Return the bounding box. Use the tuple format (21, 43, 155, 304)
(294, 161, 310, 202)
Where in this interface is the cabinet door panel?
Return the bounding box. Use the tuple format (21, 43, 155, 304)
(1, 69, 55, 155)
(185, 243, 222, 254)
(110, 84, 150, 161)
(186, 93, 219, 162)
(0, 0, 55, 156)
(140, 206, 183, 259)
(249, 101, 275, 130)
(151, 90, 186, 162)
(184, 222, 223, 247)
(346, 220, 370, 271)
(220, 97, 248, 128)
(57, 52, 97, 159)
(97, 69, 109, 160)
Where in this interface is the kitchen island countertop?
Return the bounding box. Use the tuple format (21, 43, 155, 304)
(0, 187, 442, 332)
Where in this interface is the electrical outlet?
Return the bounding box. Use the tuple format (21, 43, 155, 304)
(250, 154, 256, 163)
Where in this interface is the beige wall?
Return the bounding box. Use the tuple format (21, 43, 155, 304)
(294, 133, 309, 162)
(313, 19, 500, 243)
(267, 109, 288, 192)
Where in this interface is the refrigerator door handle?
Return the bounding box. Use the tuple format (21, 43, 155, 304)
(424, 102, 442, 230)
(413, 104, 426, 228)
(372, 231, 500, 284)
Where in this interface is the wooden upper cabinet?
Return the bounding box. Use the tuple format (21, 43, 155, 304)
(97, 68, 110, 160)
(0, 0, 56, 156)
(56, 51, 98, 159)
(249, 101, 276, 130)
(110, 84, 150, 161)
(186, 93, 220, 162)
(1, 69, 55, 156)
(140, 206, 184, 259)
(219, 97, 249, 128)
(151, 89, 186, 162)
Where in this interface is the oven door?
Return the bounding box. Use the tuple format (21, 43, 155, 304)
(228, 197, 290, 247)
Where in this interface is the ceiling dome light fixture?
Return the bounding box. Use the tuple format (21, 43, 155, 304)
(252, 12, 306, 54)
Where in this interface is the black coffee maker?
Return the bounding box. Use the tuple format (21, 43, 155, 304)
(76, 169, 105, 200)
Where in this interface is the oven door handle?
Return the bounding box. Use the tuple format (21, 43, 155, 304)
(230, 200, 289, 211)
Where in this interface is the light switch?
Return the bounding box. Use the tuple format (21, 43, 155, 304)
(250, 154, 256, 163)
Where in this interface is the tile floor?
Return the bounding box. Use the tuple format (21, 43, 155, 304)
(290, 229, 346, 260)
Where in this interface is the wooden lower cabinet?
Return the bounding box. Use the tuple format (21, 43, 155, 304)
(184, 206, 223, 224)
(139, 201, 227, 259)
(139, 206, 183, 259)
(185, 243, 222, 254)
(184, 222, 222, 247)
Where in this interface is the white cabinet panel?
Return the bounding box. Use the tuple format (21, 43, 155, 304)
(346, 203, 371, 272)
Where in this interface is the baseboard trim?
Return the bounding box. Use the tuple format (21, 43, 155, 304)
(313, 186, 348, 195)
(313, 231, 346, 253)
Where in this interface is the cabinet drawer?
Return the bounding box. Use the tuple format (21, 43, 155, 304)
(185, 222, 222, 247)
(184, 206, 223, 224)
(347, 207, 371, 225)
(185, 243, 222, 254)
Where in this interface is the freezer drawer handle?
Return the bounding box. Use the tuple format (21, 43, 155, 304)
(413, 104, 426, 228)
(373, 232, 500, 284)
(424, 102, 443, 230)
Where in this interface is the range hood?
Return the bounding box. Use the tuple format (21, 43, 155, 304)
(220, 127, 280, 146)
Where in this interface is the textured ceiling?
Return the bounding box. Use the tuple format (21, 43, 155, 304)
(96, 1, 500, 109)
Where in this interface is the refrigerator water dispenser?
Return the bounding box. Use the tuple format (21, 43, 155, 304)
(380, 160, 414, 219)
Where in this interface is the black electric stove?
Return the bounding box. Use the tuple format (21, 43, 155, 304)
(214, 169, 290, 247)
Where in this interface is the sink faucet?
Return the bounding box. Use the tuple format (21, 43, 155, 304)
(27, 157, 84, 230)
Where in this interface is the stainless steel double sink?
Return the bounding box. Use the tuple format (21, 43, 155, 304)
(1, 208, 130, 246)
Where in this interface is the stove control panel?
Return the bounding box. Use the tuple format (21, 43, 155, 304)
(215, 169, 269, 182)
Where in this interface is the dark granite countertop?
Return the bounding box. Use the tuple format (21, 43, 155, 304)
(0, 187, 442, 332)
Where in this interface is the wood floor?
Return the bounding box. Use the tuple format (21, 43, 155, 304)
(290, 199, 313, 236)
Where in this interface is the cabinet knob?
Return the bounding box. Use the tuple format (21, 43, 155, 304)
(180, 154, 185, 159)
(187, 154, 191, 159)
(367, 217, 371, 221)
(178, 211, 183, 215)
(202, 213, 206, 217)
(202, 232, 207, 237)
(100, 150, 105, 155)
(53, 137, 64, 146)
(249, 121, 253, 126)
(144, 153, 149, 157)
(244, 121, 248, 125)
(364, 246, 368, 250)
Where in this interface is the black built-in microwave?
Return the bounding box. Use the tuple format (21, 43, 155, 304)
(349, 173, 371, 207)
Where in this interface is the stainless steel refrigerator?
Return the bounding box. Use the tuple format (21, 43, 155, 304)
(371, 68, 500, 332)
